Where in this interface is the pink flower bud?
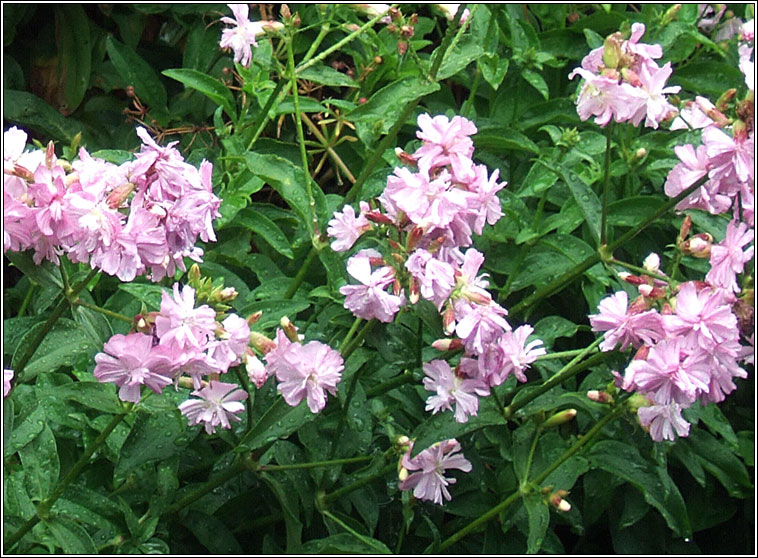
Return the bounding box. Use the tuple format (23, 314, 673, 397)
(587, 390, 614, 404)
(543, 408, 577, 428)
(280, 316, 299, 343)
(681, 233, 713, 258)
(250, 331, 276, 354)
(431, 338, 464, 352)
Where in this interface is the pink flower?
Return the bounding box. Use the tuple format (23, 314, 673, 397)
(94, 333, 173, 403)
(454, 299, 510, 355)
(405, 249, 456, 310)
(4, 369, 13, 397)
(623, 339, 711, 405)
(219, 4, 282, 67)
(399, 439, 472, 504)
(703, 126, 754, 186)
(589, 291, 664, 352)
(568, 68, 644, 127)
(480, 325, 546, 385)
(274, 340, 344, 413)
(663, 283, 738, 351)
(422, 360, 489, 423)
(340, 249, 404, 322)
(155, 284, 218, 350)
(627, 62, 680, 129)
(208, 313, 251, 372)
(327, 203, 371, 252)
(706, 220, 754, 293)
(637, 403, 690, 442)
(178, 381, 248, 434)
(413, 113, 477, 180)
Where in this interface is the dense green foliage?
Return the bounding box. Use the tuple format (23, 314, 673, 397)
(3, 3, 754, 555)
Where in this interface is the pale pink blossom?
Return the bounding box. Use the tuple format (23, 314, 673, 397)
(405, 249, 456, 310)
(399, 439, 472, 505)
(706, 220, 754, 293)
(568, 68, 644, 127)
(219, 4, 274, 68)
(663, 283, 738, 351)
(480, 325, 546, 386)
(422, 360, 489, 423)
(4, 369, 13, 397)
(703, 126, 754, 185)
(327, 203, 371, 252)
(155, 284, 218, 350)
(637, 403, 690, 442)
(589, 291, 664, 352)
(670, 99, 714, 131)
(209, 313, 251, 372)
(627, 62, 680, 129)
(274, 340, 344, 413)
(94, 333, 173, 403)
(413, 113, 477, 180)
(340, 249, 404, 322)
(454, 299, 510, 355)
(178, 380, 248, 434)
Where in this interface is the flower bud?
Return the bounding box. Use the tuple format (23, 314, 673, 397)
(406, 225, 424, 252)
(633, 345, 650, 360)
(638, 284, 665, 298)
(365, 210, 395, 225)
(635, 147, 647, 159)
(397, 40, 408, 56)
(620, 67, 642, 87)
(642, 253, 660, 274)
(105, 182, 136, 209)
(433, 338, 459, 352)
(250, 331, 276, 354)
(280, 316, 299, 343)
(10, 164, 35, 182)
(245, 353, 269, 388)
(280, 4, 291, 21)
(247, 311, 263, 325)
(587, 390, 614, 404)
(442, 304, 456, 335)
(627, 393, 652, 412)
(45, 141, 56, 169)
(715, 88, 737, 113)
(678, 215, 692, 243)
(409, 277, 420, 304)
(398, 467, 409, 482)
(602, 33, 624, 69)
(680, 232, 713, 258)
(661, 4, 681, 25)
(542, 409, 577, 429)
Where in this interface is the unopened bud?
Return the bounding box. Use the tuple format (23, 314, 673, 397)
(374, 55, 383, 64)
(400, 24, 414, 38)
(397, 40, 408, 56)
(406, 225, 424, 252)
(633, 345, 650, 361)
(45, 141, 56, 169)
(543, 409, 577, 428)
(389, 7, 402, 21)
(715, 88, 737, 112)
(661, 4, 681, 25)
(678, 214, 692, 242)
(409, 277, 420, 304)
(621, 67, 642, 87)
(642, 253, 660, 274)
(10, 164, 35, 182)
(587, 390, 614, 404)
(635, 147, 647, 159)
(431, 338, 464, 352)
(602, 33, 624, 69)
(250, 331, 276, 354)
(464, 291, 492, 306)
(443, 305, 456, 335)
(365, 210, 395, 225)
(245, 353, 269, 388)
(217, 287, 238, 302)
(280, 4, 291, 21)
(247, 311, 263, 325)
(398, 467, 409, 482)
(628, 294, 652, 314)
(638, 284, 665, 298)
(627, 393, 652, 412)
(395, 147, 417, 166)
(291, 14, 301, 28)
(280, 316, 299, 343)
(681, 233, 713, 258)
(622, 273, 648, 286)
(392, 277, 403, 296)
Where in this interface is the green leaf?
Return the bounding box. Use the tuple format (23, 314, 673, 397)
(348, 76, 440, 136)
(607, 196, 665, 227)
(5, 404, 46, 457)
(298, 63, 358, 88)
(45, 381, 124, 415)
(260, 473, 303, 553)
(533, 316, 578, 348)
(4, 250, 63, 290)
(300, 533, 392, 554)
(683, 429, 752, 498)
(234, 207, 294, 259)
(479, 54, 509, 90)
(72, 296, 114, 346)
(51, 497, 121, 533)
(12, 318, 98, 382)
(671, 62, 746, 98)
(474, 128, 540, 155)
(683, 403, 739, 451)
(237, 398, 317, 452)
(117, 282, 167, 311)
(115, 409, 189, 479)
(56, 5, 92, 113)
(244, 151, 325, 237)
(237, 298, 312, 330)
(106, 35, 167, 109)
(45, 518, 98, 554)
(411, 397, 504, 457)
(163, 68, 237, 121)
(589, 440, 691, 538)
(3, 90, 89, 144)
(522, 491, 550, 554)
(183, 512, 244, 554)
(18, 424, 59, 500)
(540, 161, 602, 245)
(436, 36, 484, 80)
(521, 68, 549, 100)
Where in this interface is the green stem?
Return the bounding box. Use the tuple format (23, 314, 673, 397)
(13, 267, 99, 381)
(323, 463, 396, 504)
(522, 427, 543, 487)
(668, 250, 684, 281)
(164, 458, 248, 517)
(71, 299, 133, 323)
(364, 369, 416, 398)
(283, 246, 319, 300)
(234, 366, 255, 431)
(258, 455, 371, 472)
(245, 79, 287, 150)
(295, 6, 395, 75)
(287, 29, 319, 238)
(509, 175, 709, 318)
(429, 4, 471, 79)
(339, 317, 364, 355)
(536, 348, 589, 361)
(4, 403, 133, 553)
(504, 339, 605, 420)
(433, 403, 625, 553)
(601, 122, 613, 246)
(16, 283, 35, 318)
(342, 319, 377, 360)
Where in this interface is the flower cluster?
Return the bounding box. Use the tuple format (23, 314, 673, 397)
(397, 438, 472, 505)
(590, 239, 753, 442)
(328, 114, 546, 424)
(663, 20, 754, 225)
(94, 282, 251, 432)
(219, 3, 283, 68)
(568, 23, 680, 129)
(3, 126, 220, 282)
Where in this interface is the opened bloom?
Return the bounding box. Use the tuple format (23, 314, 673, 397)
(219, 4, 282, 67)
(399, 439, 472, 504)
(178, 381, 248, 434)
(274, 340, 344, 413)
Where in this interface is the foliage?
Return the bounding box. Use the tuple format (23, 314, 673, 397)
(3, 3, 754, 555)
